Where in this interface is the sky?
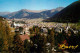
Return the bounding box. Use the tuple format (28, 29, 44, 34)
(0, 0, 78, 12)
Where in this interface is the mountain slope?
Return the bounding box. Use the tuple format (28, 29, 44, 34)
(3, 7, 64, 19)
(45, 1, 80, 23)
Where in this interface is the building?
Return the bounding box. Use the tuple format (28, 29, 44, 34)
(20, 34, 30, 42)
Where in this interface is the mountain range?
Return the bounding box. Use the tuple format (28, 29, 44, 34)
(45, 1, 80, 23)
(0, 7, 64, 19)
(0, 12, 10, 16)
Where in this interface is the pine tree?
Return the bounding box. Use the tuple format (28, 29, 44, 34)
(24, 39, 31, 53)
(13, 35, 24, 53)
(47, 29, 55, 53)
(30, 33, 47, 53)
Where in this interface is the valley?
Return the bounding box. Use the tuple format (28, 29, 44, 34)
(0, 0, 80, 53)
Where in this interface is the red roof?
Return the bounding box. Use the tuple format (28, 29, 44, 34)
(20, 34, 30, 41)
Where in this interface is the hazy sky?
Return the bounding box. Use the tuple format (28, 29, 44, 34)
(0, 0, 78, 12)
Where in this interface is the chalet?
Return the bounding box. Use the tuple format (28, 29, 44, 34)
(55, 27, 64, 33)
(24, 27, 30, 35)
(41, 27, 48, 33)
